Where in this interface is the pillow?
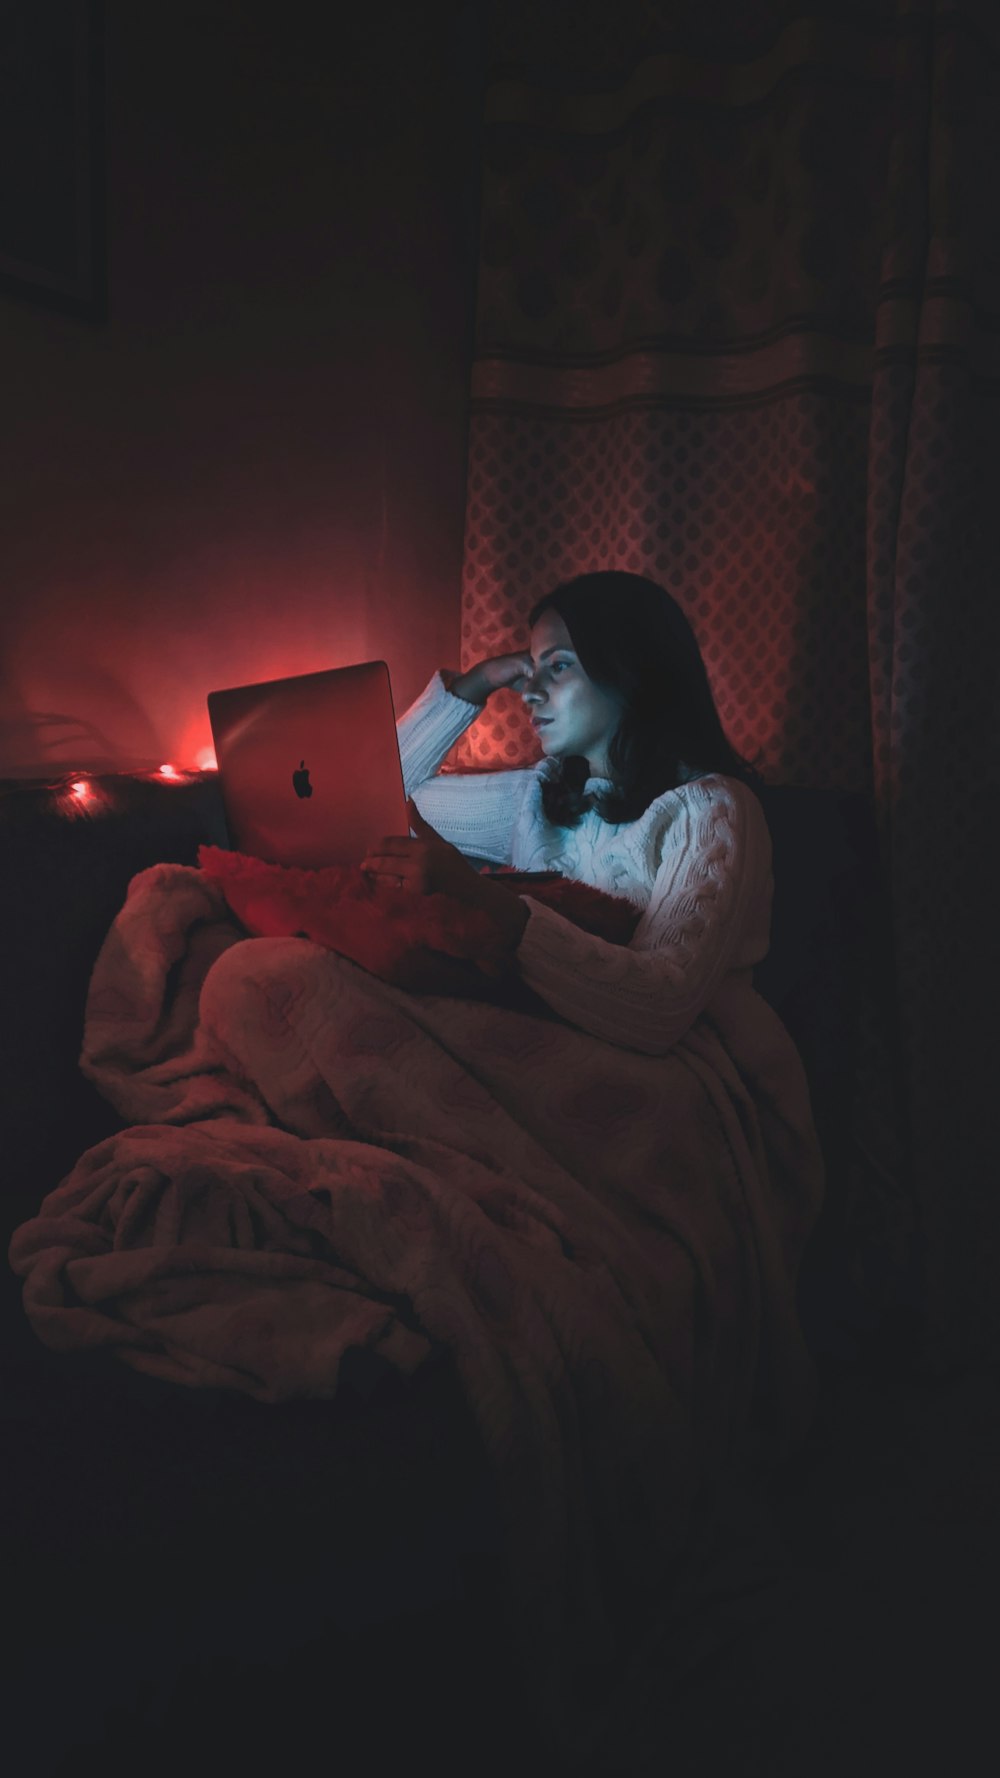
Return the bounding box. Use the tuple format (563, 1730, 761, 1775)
(197, 846, 640, 997)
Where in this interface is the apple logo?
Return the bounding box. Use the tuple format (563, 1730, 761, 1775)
(292, 760, 313, 799)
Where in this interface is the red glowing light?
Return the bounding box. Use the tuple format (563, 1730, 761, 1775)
(157, 763, 180, 780)
(70, 779, 92, 800)
(195, 747, 218, 772)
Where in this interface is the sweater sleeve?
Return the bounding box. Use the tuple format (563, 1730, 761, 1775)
(396, 670, 537, 866)
(513, 778, 771, 1055)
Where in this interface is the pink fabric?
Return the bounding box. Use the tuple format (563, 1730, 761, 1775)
(196, 842, 640, 995)
(8, 859, 823, 1762)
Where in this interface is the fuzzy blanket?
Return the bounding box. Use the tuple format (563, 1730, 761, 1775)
(196, 843, 641, 993)
(8, 861, 824, 1760)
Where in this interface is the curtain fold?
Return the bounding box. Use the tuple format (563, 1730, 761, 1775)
(866, 0, 999, 1367)
(453, 0, 999, 1368)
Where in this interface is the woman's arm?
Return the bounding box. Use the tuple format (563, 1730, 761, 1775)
(512, 779, 772, 1055)
(397, 670, 536, 865)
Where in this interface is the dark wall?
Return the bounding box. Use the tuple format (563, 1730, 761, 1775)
(0, 0, 485, 777)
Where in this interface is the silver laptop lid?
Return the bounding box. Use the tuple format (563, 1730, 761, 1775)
(207, 659, 408, 870)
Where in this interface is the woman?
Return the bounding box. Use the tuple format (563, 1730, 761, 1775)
(362, 569, 775, 1057)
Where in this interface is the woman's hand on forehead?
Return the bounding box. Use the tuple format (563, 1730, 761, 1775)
(477, 652, 537, 695)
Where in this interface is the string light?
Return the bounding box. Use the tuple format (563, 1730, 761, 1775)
(17, 766, 217, 819)
(56, 775, 108, 819)
(0, 764, 219, 825)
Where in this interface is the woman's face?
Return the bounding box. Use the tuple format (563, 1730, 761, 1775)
(522, 609, 624, 778)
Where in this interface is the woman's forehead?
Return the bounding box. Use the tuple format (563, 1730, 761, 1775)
(529, 609, 574, 654)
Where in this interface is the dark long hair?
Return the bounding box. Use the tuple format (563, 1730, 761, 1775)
(528, 571, 764, 829)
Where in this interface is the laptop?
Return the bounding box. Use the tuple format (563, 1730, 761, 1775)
(207, 660, 409, 870)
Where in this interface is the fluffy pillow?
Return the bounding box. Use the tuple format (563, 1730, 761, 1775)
(197, 846, 640, 997)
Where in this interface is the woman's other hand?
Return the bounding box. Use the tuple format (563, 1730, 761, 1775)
(361, 799, 530, 946)
(449, 651, 535, 705)
(363, 799, 484, 898)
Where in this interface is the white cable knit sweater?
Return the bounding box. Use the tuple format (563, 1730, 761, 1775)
(397, 671, 775, 1057)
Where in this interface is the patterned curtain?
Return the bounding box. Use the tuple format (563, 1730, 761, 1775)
(450, 0, 999, 1370)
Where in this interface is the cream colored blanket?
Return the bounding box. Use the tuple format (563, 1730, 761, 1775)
(9, 861, 824, 1760)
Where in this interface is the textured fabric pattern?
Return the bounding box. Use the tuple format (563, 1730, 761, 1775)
(449, 0, 1000, 1366)
(8, 860, 823, 1763)
(402, 671, 773, 1054)
(397, 668, 540, 863)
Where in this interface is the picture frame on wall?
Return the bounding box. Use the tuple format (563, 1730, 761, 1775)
(0, 0, 106, 322)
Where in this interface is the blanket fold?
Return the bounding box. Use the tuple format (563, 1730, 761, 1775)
(8, 859, 824, 1762)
